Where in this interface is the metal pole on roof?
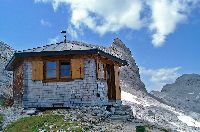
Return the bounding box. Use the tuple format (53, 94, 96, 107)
(61, 30, 67, 43)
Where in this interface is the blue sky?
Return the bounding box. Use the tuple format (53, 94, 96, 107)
(0, 0, 200, 91)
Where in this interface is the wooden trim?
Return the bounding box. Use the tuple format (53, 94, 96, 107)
(115, 66, 121, 99)
(107, 64, 116, 100)
(26, 54, 122, 66)
(31, 55, 120, 82)
(32, 61, 44, 81)
(44, 61, 57, 80)
(103, 64, 107, 80)
(59, 61, 71, 78)
(43, 59, 72, 82)
(56, 61, 59, 80)
(96, 59, 102, 80)
(94, 55, 122, 66)
(80, 59, 84, 79)
(43, 78, 74, 83)
(13, 63, 23, 103)
(71, 58, 84, 79)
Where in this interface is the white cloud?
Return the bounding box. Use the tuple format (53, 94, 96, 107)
(35, 0, 200, 47)
(147, 0, 197, 47)
(140, 66, 181, 91)
(40, 19, 51, 27)
(67, 25, 78, 39)
(35, 0, 64, 10)
(49, 36, 61, 43)
(35, 0, 143, 35)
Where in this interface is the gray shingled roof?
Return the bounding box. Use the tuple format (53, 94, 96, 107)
(18, 40, 108, 53)
(6, 40, 127, 71)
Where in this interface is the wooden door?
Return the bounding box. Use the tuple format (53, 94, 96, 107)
(106, 64, 116, 100)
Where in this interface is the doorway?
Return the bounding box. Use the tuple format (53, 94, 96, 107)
(106, 64, 116, 100)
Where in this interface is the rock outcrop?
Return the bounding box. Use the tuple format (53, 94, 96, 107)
(109, 38, 146, 94)
(0, 41, 14, 97)
(151, 74, 200, 113)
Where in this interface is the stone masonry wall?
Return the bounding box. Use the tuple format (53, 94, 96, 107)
(22, 59, 109, 108)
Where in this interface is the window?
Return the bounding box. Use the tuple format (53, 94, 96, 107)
(45, 60, 72, 81)
(46, 61, 57, 78)
(60, 62, 71, 78)
(44, 59, 84, 81)
(32, 58, 84, 82)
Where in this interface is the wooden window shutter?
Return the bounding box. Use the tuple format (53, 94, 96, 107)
(96, 59, 102, 79)
(114, 66, 121, 99)
(71, 59, 84, 79)
(80, 59, 84, 79)
(32, 61, 44, 81)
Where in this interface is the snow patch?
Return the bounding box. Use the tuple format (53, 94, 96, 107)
(121, 91, 141, 105)
(178, 113, 200, 127)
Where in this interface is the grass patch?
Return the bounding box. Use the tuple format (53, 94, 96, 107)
(136, 125, 169, 132)
(0, 114, 3, 123)
(4, 113, 83, 132)
(0, 100, 4, 106)
(0, 96, 14, 107)
(0, 114, 3, 131)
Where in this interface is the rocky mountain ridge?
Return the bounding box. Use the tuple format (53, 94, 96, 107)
(109, 38, 146, 93)
(151, 74, 200, 113)
(0, 41, 14, 96)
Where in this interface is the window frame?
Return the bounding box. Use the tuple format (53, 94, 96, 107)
(44, 59, 72, 82)
(59, 61, 71, 79)
(46, 61, 57, 79)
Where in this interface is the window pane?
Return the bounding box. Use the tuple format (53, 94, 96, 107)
(60, 62, 71, 77)
(60, 62, 70, 69)
(47, 61, 56, 69)
(60, 69, 70, 77)
(47, 70, 56, 78)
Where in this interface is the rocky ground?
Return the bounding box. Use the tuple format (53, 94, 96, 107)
(1, 105, 170, 132)
(122, 89, 200, 132)
(2, 91, 200, 132)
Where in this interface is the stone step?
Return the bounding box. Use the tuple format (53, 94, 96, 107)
(109, 115, 130, 120)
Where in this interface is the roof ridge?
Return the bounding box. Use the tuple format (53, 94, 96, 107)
(18, 41, 63, 52)
(18, 40, 108, 53)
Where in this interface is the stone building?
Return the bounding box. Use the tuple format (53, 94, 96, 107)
(5, 39, 127, 108)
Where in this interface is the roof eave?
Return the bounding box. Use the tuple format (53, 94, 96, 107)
(5, 54, 16, 71)
(5, 49, 127, 71)
(97, 50, 127, 66)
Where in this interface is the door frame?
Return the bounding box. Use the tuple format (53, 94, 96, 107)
(106, 64, 116, 100)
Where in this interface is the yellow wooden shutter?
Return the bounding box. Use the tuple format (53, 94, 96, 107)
(80, 59, 84, 79)
(114, 66, 121, 99)
(32, 61, 44, 81)
(97, 59, 102, 79)
(71, 59, 84, 79)
(103, 64, 107, 80)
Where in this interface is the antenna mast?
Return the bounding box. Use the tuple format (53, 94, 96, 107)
(61, 30, 67, 43)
